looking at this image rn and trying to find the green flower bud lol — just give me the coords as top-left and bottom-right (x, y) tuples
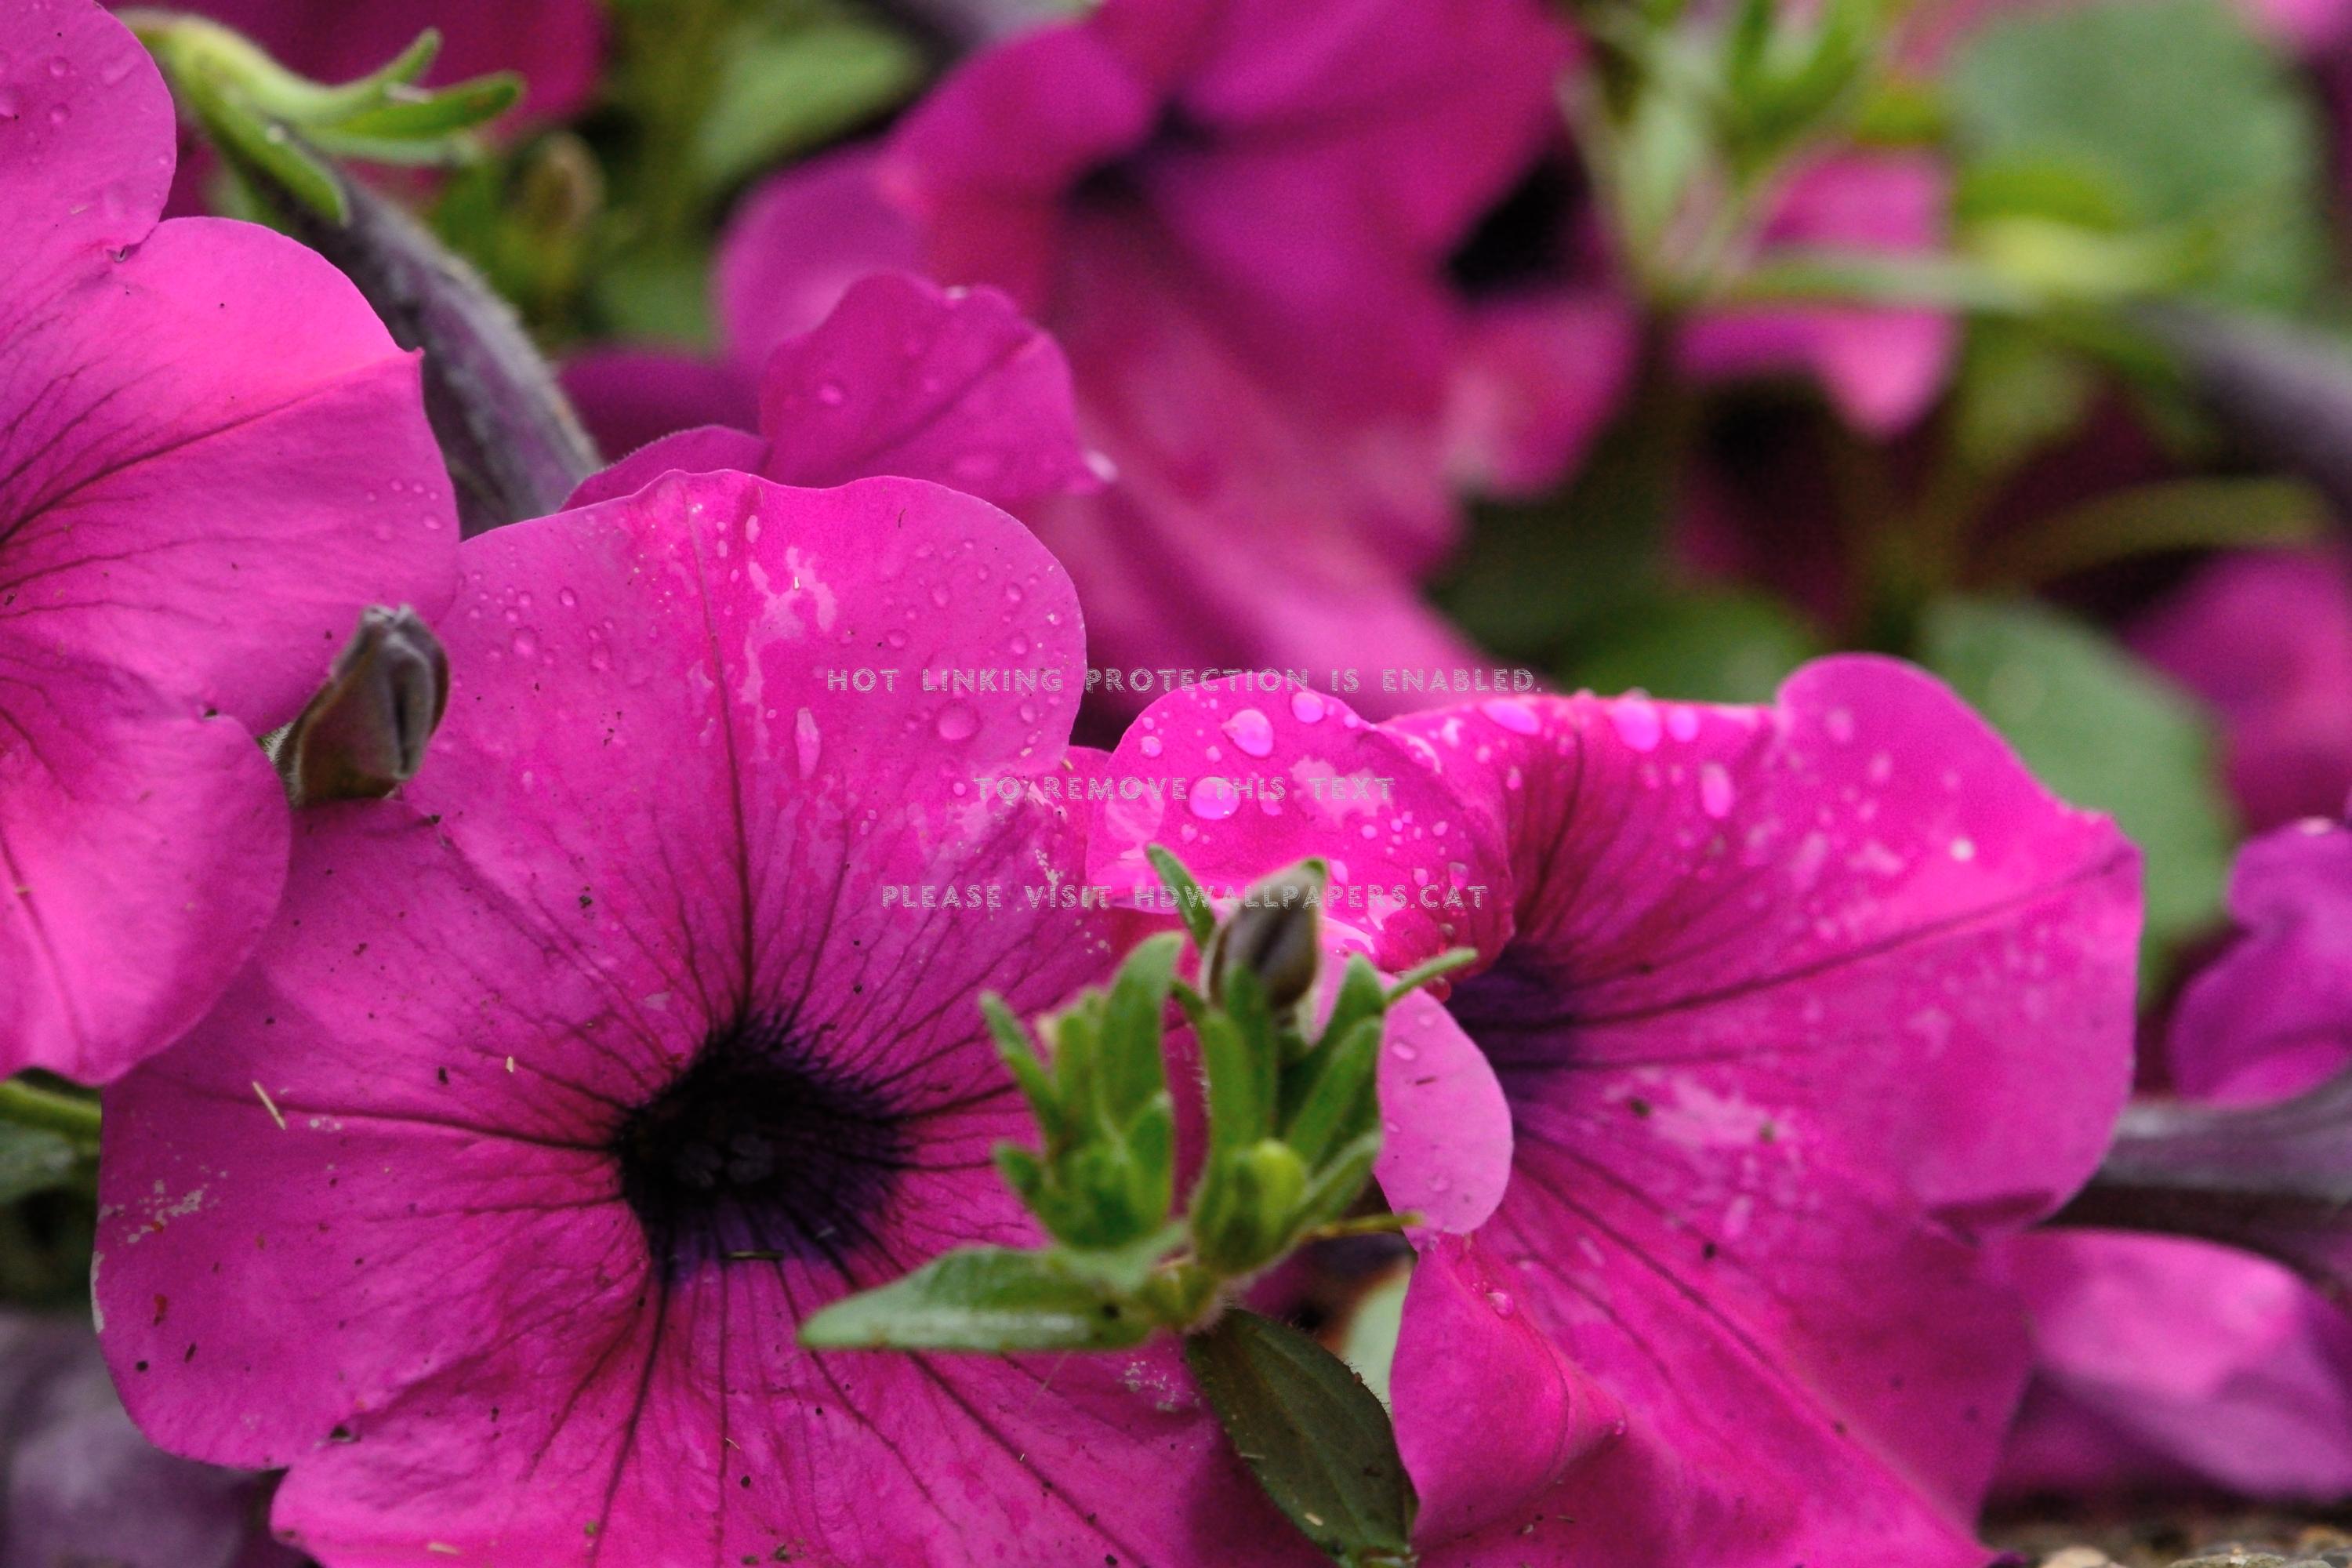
(1205, 859), (1327, 1015)
(277, 605), (449, 806)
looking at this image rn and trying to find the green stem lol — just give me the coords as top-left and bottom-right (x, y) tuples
(0, 1079), (103, 1146)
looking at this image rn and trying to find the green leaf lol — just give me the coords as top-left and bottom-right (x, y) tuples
(321, 74), (524, 143)
(1283, 1018), (1381, 1170)
(982, 993), (1061, 1139)
(1191, 1005), (1269, 1160)
(1563, 587), (1822, 705)
(689, 18), (926, 194)
(1101, 932), (1181, 1123)
(1184, 1310), (1418, 1566)
(182, 74), (348, 223)
(1973, 476), (2325, 586)
(1148, 844), (1219, 947)
(1947, 0), (2326, 310)
(1948, 319), (2099, 476)
(0, 1124), (78, 1205)
(1918, 597), (2234, 976)
(796, 1247), (1151, 1352)
(1318, 956), (1390, 1065)
(1293, 1131), (1384, 1232)
(1056, 1219), (1191, 1296)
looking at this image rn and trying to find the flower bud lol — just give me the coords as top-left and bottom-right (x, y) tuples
(277, 605), (449, 806)
(1205, 859), (1327, 1014)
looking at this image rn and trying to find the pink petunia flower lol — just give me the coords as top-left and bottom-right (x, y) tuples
(1, 0), (457, 1083)
(2129, 548), (2352, 833)
(567, 270), (1099, 513)
(1998, 811), (2352, 1501)
(622, 0), (1573, 713)
(93, 470), (1309, 1566)
(1677, 151), (1960, 437)
(1439, 147), (1642, 497)
(1087, 660), (2141, 1563)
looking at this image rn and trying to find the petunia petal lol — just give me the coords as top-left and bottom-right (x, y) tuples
(563, 425), (770, 510)
(3, 0), (176, 280)
(1395, 657), (2141, 1231)
(0, 652), (287, 1082)
(1374, 991), (1514, 1236)
(1, 215), (457, 731)
(756, 272), (1098, 505)
(1389, 1233), (1621, 1544)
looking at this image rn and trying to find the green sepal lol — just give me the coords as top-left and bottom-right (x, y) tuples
(1284, 1017), (1383, 1171)
(1101, 931), (1181, 1123)
(1294, 1131), (1385, 1233)
(796, 1247), (1152, 1352)
(1148, 844), (1219, 947)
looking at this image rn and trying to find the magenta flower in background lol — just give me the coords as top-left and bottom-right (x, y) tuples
(568, 270), (1099, 512)
(1678, 152), (1960, 436)
(0, 0), (456, 1084)
(1439, 147), (1642, 498)
(1088, 660), (2141, 1563)
(93, 470), (1308, 1566)
(2130, 548), (2352, 832)
(647, 0), (1573, 712)
(0, 1312), (297, 1568)
(1997, 812), (2352, 1501)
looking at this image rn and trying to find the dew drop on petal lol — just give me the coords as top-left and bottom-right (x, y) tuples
(935, 702), (981, 742)
(1138, 734), (1163, 758)
(1480, 698), (1542, 735)
(1223, 708), (1275, 758)
(558, 588), (579, 609)
(1699, 763), (1734, 819)
(1189, 776), (1240, 821)
(815, 380), (847, 407)
(1290, 689), (1327, 724)
(794, 708), (821, 779)
(510, 629), (539, 659)
(1611, 698), (1663, 753)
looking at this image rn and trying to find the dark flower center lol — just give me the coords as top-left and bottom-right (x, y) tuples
(612, 1011), (908, 1283)
(1440, 945), (1571, 1089)
(1072, 107), (1214, 209)
(1448, 156), (1581, 299)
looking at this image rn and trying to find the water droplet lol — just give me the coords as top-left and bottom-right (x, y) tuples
(815, 380), (847, 407)
(1699, 763), (1734, 820)
(558, 588), (579, 608)
(1480, 698), (1541, 736)
(1290, 689), (1327, 724)
(794, 708), (821, 779)
(1223, 708), (1275, 758)
(48, 56), (71, 79)
(45, 102), (68, 126)
(935, 702), (981, 742)
(98, 53), (136, 86)
(1390, 1042), (1418, 1062)
(510, 629), (539, 659)
(1611, 698), (1663, 753)
(1486, 1289), (1515, 1318)
(1189, 777), (1240, 821)
(1138, 735), (1163, 758)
